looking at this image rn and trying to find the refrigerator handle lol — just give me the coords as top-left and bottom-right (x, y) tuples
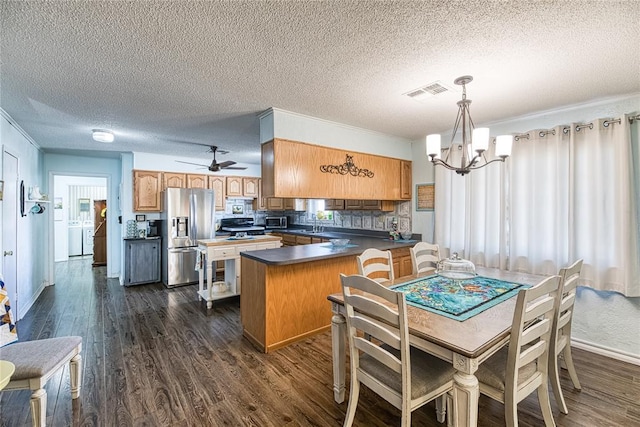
(189, 192), (197, 244)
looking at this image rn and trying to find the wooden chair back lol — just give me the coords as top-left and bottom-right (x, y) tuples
(410, 242), (440, 274)
(356, 248), (394, 283)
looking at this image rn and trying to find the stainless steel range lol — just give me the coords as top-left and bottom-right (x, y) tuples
(220, 217), (265, 235)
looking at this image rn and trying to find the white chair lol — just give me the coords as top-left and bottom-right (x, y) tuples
(0, 336), (83, 427)
(356, 248), (394, 284)
(340, 273), (455, 427)
(549, 259), (583, 414)
(475, 275), (559, 427)
(410, 242), (440, 275)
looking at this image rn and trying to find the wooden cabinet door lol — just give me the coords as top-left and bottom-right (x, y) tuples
(187, 174), (207, 189)
(255, 179), (267, 211)
(163, 172), (186, 190)
(125, 240), (160, 285)
(133, 170), (162, 212)
(226, 176), (243, 197)
(296, 235), (312, 245)
(266, 198), (284, 210)
(243, 178), (259, 198)
(283, 198), (306, 210)
(208, 176), (226, 210)
(400, 160), (412, 200)
(282, 234), (297, 246)
(345, 200), (363, 210)
(325, 199), (345, 210)
(362, 200), (382, 210)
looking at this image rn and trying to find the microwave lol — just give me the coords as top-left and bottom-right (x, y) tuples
(265, 216), (287, 229)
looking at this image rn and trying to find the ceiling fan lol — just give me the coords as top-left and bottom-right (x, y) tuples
(176, 146), (247, 172)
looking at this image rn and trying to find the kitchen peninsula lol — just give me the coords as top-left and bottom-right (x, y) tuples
(239, 232), (418, 352)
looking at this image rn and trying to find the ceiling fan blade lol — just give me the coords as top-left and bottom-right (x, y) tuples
(222, 166), (247, 170)
(217, 160), (237, 168)
(176, 160), (209, 167)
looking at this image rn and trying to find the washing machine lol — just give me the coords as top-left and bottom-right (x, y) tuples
(68, 220), (83, 256)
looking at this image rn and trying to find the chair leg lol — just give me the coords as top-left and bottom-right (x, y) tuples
(343, 380), (360, 427)
(446, 392), (453, 427)
(70, 353), (82, 399)
(504, 397), (518, 427)
(538, 383), (557, 427)
(435, 394), (446, 423)
(549, 353), (568, 414)
(563, 345), (582, 390)
(30, 388), (47, 427)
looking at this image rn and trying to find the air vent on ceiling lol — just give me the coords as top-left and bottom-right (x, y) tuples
(404, 80), (455, 103)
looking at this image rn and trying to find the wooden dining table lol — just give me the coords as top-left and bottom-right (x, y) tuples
(327, 267), (546, 427)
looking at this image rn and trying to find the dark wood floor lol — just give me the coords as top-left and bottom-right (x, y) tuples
(1, 258), (639, 426)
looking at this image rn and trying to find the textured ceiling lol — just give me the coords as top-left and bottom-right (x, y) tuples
(1, 1), (639, 165)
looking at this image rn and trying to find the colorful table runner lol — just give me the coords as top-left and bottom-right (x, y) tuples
(391, 275), (529, 321)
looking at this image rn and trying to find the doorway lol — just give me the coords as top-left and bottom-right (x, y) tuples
(2, 150), (19, 318)
(52, 175), (108, 282)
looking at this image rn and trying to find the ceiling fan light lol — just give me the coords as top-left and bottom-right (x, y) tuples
(92, 129), (114, 143)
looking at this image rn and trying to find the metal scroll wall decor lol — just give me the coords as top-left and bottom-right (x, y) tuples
(319, 154), (374, 178)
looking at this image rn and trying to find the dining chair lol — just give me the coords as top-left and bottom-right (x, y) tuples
(549, 259), (583, 414)
(340, 273), (455, 427)
(410, 242), (440, 275)
(357, 248), (395, 283)
(0, 336), (82, 427)
(475, 275), (560, 427)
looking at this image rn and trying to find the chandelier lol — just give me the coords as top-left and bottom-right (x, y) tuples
(425, 76), (512, 176)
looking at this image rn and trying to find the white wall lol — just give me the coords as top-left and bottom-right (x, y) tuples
(409, 93), (640, 362)
(44, 153), (122, 279)
(260, 108), (413, 160)
(1, 113), (48, 319)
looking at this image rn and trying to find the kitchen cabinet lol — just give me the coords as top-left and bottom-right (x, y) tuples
(295, 235), (312, 245)
(343, 199), (394, 211)
(254, 179), (267, 211)
(187, 174), (208, 189)
(208, 176), (226, 210)
(133, 170), (163, 212)
(400, 160), (412, 200)
(124, 238), (161, 286)
(226, 177), (243, 197)
(345, 199), (363, 210)
(390, 247), (412, 279)
(266, 197), (285, 210)
(163, 172), (186, 189)
(261, 138), (411, 200)
(324, 199), (345, 210)
(283, 198), (307, 211)
(243, 178), (259, 197)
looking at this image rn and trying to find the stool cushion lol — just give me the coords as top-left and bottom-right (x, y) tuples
(0, 336), (82, 380)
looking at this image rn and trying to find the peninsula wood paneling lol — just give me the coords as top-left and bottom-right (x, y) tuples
(261, 138), (410, 200)
(241, 255), (359, 353)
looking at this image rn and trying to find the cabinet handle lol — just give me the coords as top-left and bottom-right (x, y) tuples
(3, 250), (14, 256)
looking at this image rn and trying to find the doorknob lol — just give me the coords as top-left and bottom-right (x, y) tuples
(4, 250), (14, 256)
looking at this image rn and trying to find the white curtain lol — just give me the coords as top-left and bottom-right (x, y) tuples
(435, 141), (506, 268)
(570, 117), (639, 295)
(508, 126), (570, 276)
(434, 114), (640, 296)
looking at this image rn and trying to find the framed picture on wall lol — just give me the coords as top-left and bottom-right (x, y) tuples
(416, 183), (435, 211)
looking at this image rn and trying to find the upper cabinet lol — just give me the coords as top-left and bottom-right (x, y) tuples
(208, 176), (226, 210)
(261, 138), (412, 201)
(163, 172), (186, 190)
(226, 176), (243, 197)
(226, 176), (258, 198)
(186, 174), (208, 189)
(243, 177), (259, 198)
(400, 160), (412, 200)
(133, 170), (163, 212)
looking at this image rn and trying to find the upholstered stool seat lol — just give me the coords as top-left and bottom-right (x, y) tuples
(0, 336), (82, 427)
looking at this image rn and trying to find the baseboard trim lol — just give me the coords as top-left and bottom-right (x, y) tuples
(572, 338), (640, 366)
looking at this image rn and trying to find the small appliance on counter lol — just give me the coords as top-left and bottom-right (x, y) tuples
(220, 217), (265, 236)
(265, 216), (288, 229)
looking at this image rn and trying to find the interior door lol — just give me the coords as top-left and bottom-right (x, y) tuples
(2, 150), (19, 318)
(92, 199), (107, 266)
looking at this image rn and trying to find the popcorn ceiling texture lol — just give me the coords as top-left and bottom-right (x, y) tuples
(1, 1), (638, 161)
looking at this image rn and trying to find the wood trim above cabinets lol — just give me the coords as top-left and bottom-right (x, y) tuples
(261, 138), (411, 201)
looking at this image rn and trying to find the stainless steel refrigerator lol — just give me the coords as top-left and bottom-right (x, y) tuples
(160, 188), (216, 287)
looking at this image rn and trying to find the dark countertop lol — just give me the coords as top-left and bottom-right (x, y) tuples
(241, 230), (418, 266)
(123, 236), (161, 241)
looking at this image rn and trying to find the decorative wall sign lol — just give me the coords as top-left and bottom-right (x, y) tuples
(320, 154), (374, 178)
(416, 183), (435, 211)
